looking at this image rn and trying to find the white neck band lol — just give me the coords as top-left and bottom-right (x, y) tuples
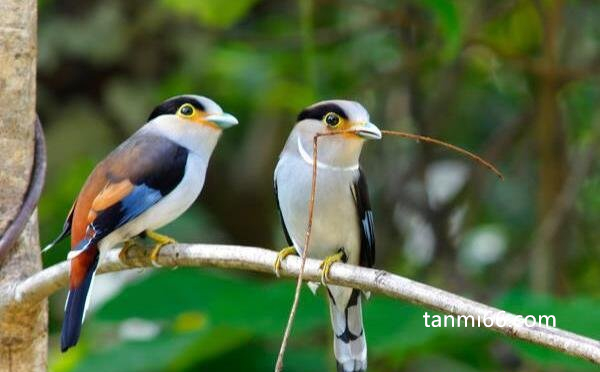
(296, 136), (359, 172)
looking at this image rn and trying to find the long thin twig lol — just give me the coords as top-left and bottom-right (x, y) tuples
(381, 130), (504, 179)
(2, 244), (599, 364)
(275, 132), (331, 371)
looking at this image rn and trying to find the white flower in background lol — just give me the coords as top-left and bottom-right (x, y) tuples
(459, 225), (508, 272)
(395, 206), (435, 266)
(425, 160), (469, 209)
(394, 161), (470, 266)
(118, 318), (161, 341)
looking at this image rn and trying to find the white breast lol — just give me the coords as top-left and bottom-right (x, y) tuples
(275, 154), (361, 265)
(99, 152), (207, 253)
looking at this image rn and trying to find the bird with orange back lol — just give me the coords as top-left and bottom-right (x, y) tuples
(44, 95), (238, 352)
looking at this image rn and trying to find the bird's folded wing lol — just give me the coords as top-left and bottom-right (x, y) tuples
(274, 178), (294, 247)
(69, 134), (189, 256)
(352, 169), (375, 268)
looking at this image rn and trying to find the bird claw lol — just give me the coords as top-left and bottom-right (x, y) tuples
(319, 250), (346, 285)
(146, 230), (177, 268)
(274, 246), (297, 277)
(119, 238), (141, 263)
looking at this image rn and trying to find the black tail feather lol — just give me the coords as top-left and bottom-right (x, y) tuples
(61, 253), (98, 352)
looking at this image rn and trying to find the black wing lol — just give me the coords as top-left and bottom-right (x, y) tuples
(274, 177), (293, 246)
(351, 169), (375, 268)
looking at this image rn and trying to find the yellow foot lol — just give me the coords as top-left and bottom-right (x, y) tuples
(146, 230), (177, 267)
(118, 238), (141, 263)
(319, 249), (346, 285)
(274, 246), (297, 277)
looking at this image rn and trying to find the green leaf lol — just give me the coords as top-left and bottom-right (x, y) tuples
(194, 342), (330, 372)
(496, 289), (600, 371)
(482, 2), (542, 55)
(422, 0), (463, 60)
(159, 0), (260, 28)
(96, 269), (326, 337)
(578, 175), (600, 228)
(366, 296), (446, 359)
(67, 270), (331, 371)
(561, 81), (600, 143)
(405, 354), (481, 372)
(68, 326), (249, 372)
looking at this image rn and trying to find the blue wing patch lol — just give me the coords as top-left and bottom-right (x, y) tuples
(116, 185), (163, 226)
(69, 185), (163, 258)
(92, 184), (162, 239)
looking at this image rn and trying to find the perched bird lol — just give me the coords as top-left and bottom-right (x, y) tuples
(45, 95), (238, 352)
(273, 100), (380, 372)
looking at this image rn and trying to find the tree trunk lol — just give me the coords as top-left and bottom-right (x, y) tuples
(0, 0), (47, 371)
(530, 0), (567, 294)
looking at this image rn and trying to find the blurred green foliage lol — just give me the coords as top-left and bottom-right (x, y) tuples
(38, 0), (599, 371)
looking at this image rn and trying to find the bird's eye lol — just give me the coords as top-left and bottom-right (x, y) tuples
(324, 112), (341, 127)
(178, 104), (195, 117)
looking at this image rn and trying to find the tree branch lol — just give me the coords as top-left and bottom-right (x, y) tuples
(1, 243), (599, 364)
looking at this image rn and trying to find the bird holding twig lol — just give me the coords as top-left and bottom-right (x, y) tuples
(274, 100), (380, 372)
(44, 95), (238, 352)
